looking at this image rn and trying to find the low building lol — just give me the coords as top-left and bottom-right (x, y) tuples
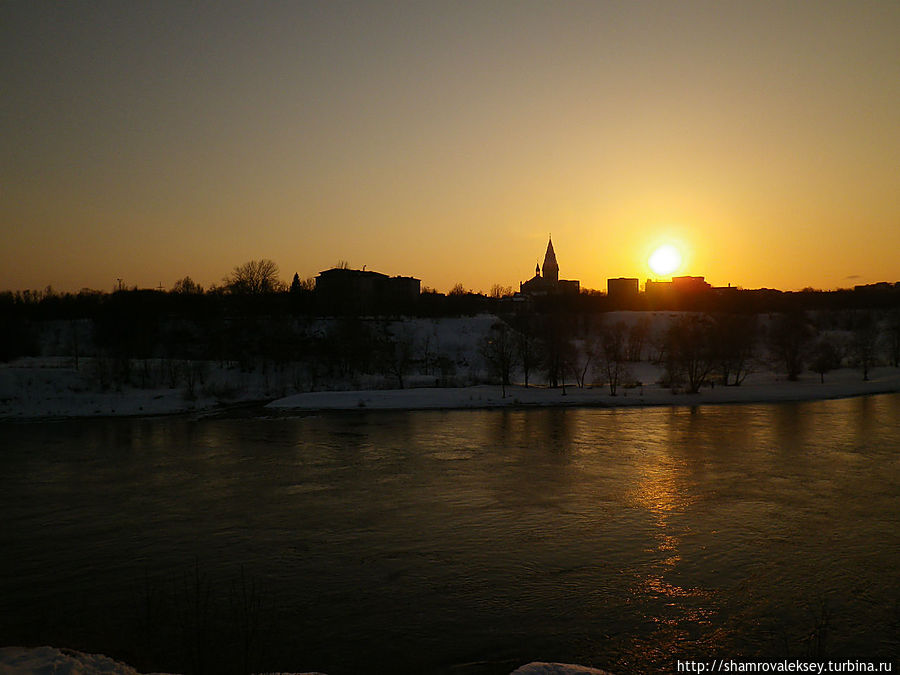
(607, 277), (640, 305)
(672, 276), (711, 293)
(315, 267), (420, 314)
(644, 276), (712, 309)
(644, 278), (674, 301)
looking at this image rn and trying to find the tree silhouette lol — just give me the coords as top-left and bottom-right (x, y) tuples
(665, 314), (716, 393)
(626, 317), (650, 362)
(600, 320), (630, 395)
(481, 321), (516, 397)
(711, 313), (757, 385)
(489, 284), (513, 299)
(884, 310), (900, 368)
(851, 311), (879, 381)
(809, 334), (841, 383)
(378, 323), (416, 389)
(540, 313), (575, 390)
(172, 276), (204, 294)
(767, 311), (813, 381)
(571, 315), (601, 388)
(448, 283), (468, 296)
(225, 260), (285, 294)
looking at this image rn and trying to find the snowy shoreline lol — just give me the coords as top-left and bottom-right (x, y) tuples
(266, 370), (900, 413)
(3, 362), (899, 422)
(5, 312), (900, 421)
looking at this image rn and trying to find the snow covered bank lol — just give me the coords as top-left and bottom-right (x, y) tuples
(4, 360), (899, 422)
(0, 358), (275, 421)
(0, 646), (176, 675)
(5, 308), (900, 420)
(268, 367), (900, 412)
(0, 647), (609, 675)
(0, 315), (497, 421)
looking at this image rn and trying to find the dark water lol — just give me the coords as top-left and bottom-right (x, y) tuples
(1, 396), (898, 674)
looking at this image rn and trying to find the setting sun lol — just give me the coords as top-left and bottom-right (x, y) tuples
(648, 245), (682, 277)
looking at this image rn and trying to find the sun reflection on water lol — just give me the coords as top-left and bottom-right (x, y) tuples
(625, 450), (724, 663)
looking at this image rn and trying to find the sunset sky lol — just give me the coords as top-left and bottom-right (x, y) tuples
(3, 1), (899, 294)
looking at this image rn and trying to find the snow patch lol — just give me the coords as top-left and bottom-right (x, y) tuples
(511, 664), (613, 675)
(0, 646), (172, 675)
(267, 367), (900, 412)
(0, 648), (609, 675)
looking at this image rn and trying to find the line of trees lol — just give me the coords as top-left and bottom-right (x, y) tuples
(3, 301), (899, 402)
(3, 259), (900, 397)
(479, 308), (900, 396)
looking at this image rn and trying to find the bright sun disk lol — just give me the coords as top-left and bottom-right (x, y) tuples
(649, 245), (682, 276)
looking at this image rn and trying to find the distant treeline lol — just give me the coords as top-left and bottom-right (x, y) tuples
(4, 278), (900, 319)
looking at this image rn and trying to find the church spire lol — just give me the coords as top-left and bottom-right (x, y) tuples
(542, 236), (559, 283)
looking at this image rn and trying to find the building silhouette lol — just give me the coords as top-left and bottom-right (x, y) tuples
(315, 267), (420, 314)
(607, 277), (640, 305)
(645, 275), (711, 301)
(519, 237), (580, 296)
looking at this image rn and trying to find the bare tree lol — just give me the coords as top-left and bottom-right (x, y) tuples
(767, 311), (813, 381)
(540, 313), (575, 391)
(851, 311), (880, 381)
(379, 323), (416, 389)
(666, 314), (716, 393)
(711, 313), (757, 385)
(648, 324), (669, 365)
(626, 317), (650, 362)
(809, 334), (842, 383)
(481, 321), (516, 397)
(419, 327), (435, 377)
(883, 310), (900, 368)
(226, 259), (285, 294)
(599, 320), (630, 395)
(508, 315), (540, 388)
(448, 283), (469, 296)
(570, 314), (602, 388)
(68, 320), (81, 370)
(489, 284), (514, 299)
(172, 276), (204, 294)
(323, 317), (375, 380)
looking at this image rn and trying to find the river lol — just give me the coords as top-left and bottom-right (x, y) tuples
(1, 395), (898, 674)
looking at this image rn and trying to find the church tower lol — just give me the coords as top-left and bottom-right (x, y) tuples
(541, 237), (559, 284)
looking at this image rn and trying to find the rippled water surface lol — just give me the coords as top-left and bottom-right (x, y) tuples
(1, 395), (899, 674)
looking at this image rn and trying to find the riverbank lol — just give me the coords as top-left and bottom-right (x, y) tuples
(268, 367), (900, 412)
(0, 357), (273, 421)
(3, 358), (900, 421)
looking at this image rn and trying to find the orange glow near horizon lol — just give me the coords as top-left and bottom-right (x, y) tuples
(2, 3), (899, 294)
